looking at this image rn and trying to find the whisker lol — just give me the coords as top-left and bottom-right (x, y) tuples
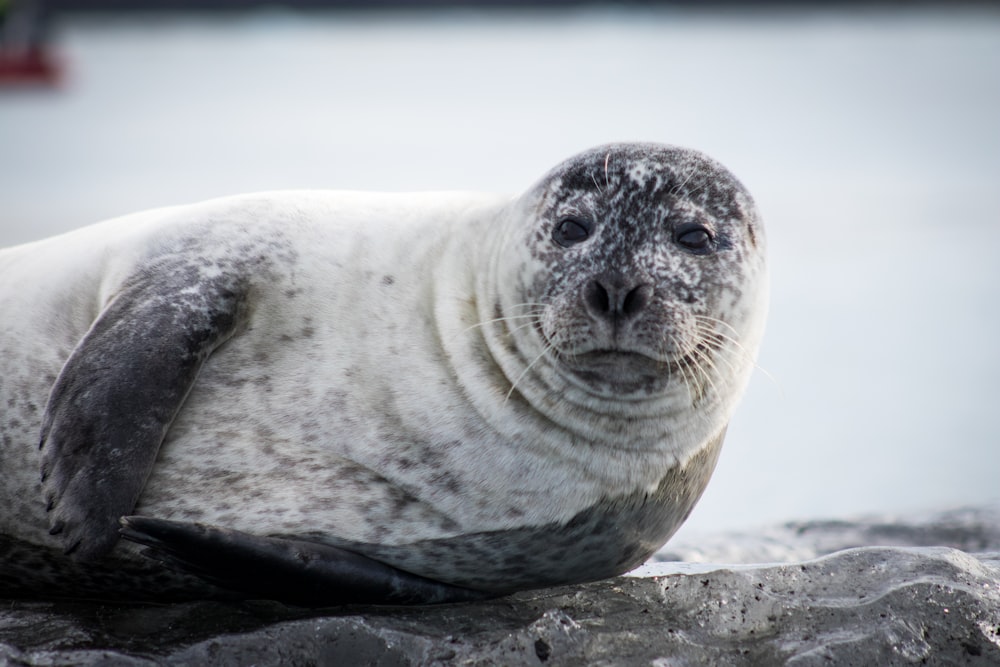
(461, 313), (543, 335)
(660, 331), (702, 405)
(687, 344), (722, 405)
(507, 302), (549, 309)
(692, 314), (741, 340)
(696, 335), (741, 378)
(503, 343), (555, 406)
(668, 167), (697, 197)
(692, 316), (779, 390)
(507, 319), (542, 337)
(591, 171), (604, 194)
(691, 323), (745, 366)
(463, 301), (546, 333)
(676, 353), (703, 405)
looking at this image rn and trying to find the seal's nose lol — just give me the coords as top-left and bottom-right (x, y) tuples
(584, 273), (653, 322)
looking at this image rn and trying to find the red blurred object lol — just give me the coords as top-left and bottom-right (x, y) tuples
(0, 45), (61, 85)
(1, 0), (61, 87)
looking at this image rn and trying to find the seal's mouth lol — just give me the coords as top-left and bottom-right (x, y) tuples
(537, 319), (710, 391)
(566, 346), (673, 365)
(562, 344), (706, 382)
(570, 349), (656, 363)
(556, 349), (674, 393)
(565, 348), (667, 376)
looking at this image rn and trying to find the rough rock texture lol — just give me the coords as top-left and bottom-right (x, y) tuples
(657, 506), (1000, 565)
(2, 509), (1000, 666)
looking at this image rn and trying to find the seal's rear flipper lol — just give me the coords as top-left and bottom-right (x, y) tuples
(119, 516), (493, 606)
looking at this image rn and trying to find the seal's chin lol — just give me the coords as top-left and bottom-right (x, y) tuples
(562, 349), (674, 394)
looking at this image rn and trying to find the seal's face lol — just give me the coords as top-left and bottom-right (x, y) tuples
(502, 144), (767, 402)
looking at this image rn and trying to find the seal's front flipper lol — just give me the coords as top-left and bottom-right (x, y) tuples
(40, 273), (247, 562)
(119, 516), (492, 606)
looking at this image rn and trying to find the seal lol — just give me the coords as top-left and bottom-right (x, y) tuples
(0, 143), (767, 605)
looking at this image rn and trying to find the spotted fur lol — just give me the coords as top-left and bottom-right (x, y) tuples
(0, 144), (767, 603)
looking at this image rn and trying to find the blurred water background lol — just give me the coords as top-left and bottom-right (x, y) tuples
(1, 2), (998, 542)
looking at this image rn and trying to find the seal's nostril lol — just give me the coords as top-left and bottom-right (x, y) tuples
(586, 281), (610, 314)
(622, 284), (649, 316)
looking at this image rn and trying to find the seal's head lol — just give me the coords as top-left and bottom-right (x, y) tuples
(485, 143), (767, 430)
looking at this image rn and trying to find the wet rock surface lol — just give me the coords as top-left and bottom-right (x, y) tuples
(3, 509), (1000, 666)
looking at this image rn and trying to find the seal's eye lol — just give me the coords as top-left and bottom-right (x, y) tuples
(675, 224), (715, 254)
(553, 218), (590, 247)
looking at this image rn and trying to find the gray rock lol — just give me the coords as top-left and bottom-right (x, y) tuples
(3, 511), (1000, 665)
(657, 506), (1000, 565)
